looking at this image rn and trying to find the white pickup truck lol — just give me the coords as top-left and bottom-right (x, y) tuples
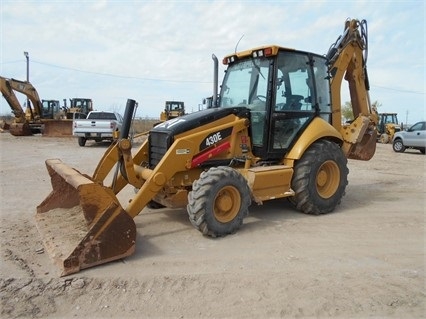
(73, 111), (123, 146)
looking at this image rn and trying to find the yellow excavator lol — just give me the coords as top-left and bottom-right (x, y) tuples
(36, 18), (378, 276)
(0, 77), (84, 136)
(1, 76), (44, 135)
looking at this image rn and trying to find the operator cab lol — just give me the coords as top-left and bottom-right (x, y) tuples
(42, 100), (61, 119)
(219, 46), (331, 160)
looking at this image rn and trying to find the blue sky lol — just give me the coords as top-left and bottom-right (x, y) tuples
(1, 0), (424, 124)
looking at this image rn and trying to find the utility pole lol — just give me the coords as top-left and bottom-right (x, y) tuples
(405, 110), (409, 128)
(24, 51), (29, 109)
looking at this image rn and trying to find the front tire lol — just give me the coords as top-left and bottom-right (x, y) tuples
(187, 166), (251, 237)
(392, 139), (405, 153)
(379, 133), (389, 144)
(290, 140), (348, 215)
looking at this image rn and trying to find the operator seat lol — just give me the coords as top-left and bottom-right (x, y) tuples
(284, 95), (304, 110)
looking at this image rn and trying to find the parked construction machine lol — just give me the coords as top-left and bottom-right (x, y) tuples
(377, 112), (401, 143)
(64, 98), (93, 119)
(160, 100), (186, 121)
(36, 18), (378, 276)
(1, 76), (45, 135)
(40, 99), (62, 119)
(0, 76), (76, 136)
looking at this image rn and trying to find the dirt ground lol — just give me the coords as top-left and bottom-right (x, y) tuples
(0, 132), (424, 319)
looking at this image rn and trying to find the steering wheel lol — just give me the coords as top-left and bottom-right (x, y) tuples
(255, 95), (267, 102)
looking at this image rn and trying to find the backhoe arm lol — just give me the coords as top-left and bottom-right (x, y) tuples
(3, 77), (43, 120)
(326, 19), (378, 160)
(0, 76), (26, 122)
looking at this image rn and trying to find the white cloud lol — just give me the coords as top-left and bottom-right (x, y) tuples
(1, 0), (424, 123)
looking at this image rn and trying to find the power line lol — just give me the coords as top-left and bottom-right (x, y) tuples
(2, 59), (425, 94)
(31, 60), (212, 84)
(370, 84), (424, 95)
(0, 60), (22, 65)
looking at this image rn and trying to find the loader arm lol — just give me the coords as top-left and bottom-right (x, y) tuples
(326, 19), (378, 160)
(93, 113), (250, 218)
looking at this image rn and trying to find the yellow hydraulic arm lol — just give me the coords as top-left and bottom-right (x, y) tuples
(326, 19), (378, 160)
(5, 77), (43, 120)
(0, 76), (28, 123)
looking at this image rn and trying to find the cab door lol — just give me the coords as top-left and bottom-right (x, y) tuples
(405, 122), (426, 147)
(267, 51), (331, 159)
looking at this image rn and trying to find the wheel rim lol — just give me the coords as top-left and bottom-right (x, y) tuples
(316, 160), (340, 199)
(394, 141), (403, 151)
(213, 186), (241, 223)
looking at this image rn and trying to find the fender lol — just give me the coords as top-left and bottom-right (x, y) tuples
(286, 117), (343, 160)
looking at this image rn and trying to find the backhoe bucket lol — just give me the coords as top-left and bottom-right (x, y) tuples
(35, 159), (136, 276)
(347, 129), (377, 161)
(9, 122), (32, 136)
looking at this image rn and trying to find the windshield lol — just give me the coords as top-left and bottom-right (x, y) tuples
(219, 58), (270, 108)
(42, 100), (60, 116)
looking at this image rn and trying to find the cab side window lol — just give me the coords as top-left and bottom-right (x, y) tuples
(275, 53), (313, 112)
(314, 61), (331, 121)
(270, 53), (315, 152)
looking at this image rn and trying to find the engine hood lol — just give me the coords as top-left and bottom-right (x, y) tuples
(151, 107), (249, 136)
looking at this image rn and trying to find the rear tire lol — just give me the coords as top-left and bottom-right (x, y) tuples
(290, 140), (348, 215)
(78, 137), (86, 147)
(187, 166), (251, 237)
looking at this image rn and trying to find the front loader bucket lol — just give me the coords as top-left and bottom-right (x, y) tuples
(36, 159), (136, 276)
(43, 120), (73, 137)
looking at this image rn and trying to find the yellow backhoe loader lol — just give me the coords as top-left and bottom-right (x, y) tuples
(36, 18), (378, 276)
(0, 77), (79, 136)
(160, 100), (186, 121)
(377, 112), (401, 143)
(154, 100), (186, 126)
(64, 98), (93, 119)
